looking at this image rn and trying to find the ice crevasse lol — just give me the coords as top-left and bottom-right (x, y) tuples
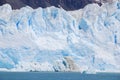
(0, 0), (120, 72)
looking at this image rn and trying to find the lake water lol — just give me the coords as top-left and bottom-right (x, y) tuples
(0, 72), (120, 80)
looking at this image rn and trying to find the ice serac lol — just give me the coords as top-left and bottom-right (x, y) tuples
(0, 0), (120, 73)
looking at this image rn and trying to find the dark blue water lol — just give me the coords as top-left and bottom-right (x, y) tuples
(0, 72), (120, 80)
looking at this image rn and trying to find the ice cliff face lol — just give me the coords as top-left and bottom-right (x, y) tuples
(0, 0), (120, 72)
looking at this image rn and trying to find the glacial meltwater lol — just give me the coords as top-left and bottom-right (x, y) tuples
(0, 72), (120, 80)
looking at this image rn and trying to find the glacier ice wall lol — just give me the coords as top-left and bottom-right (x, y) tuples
(0, 1), (120, 72)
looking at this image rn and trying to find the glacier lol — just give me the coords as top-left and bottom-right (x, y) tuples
(0, 0), (120, 73)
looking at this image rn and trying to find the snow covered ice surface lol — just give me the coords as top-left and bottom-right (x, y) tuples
(0, 0), (120, 73)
